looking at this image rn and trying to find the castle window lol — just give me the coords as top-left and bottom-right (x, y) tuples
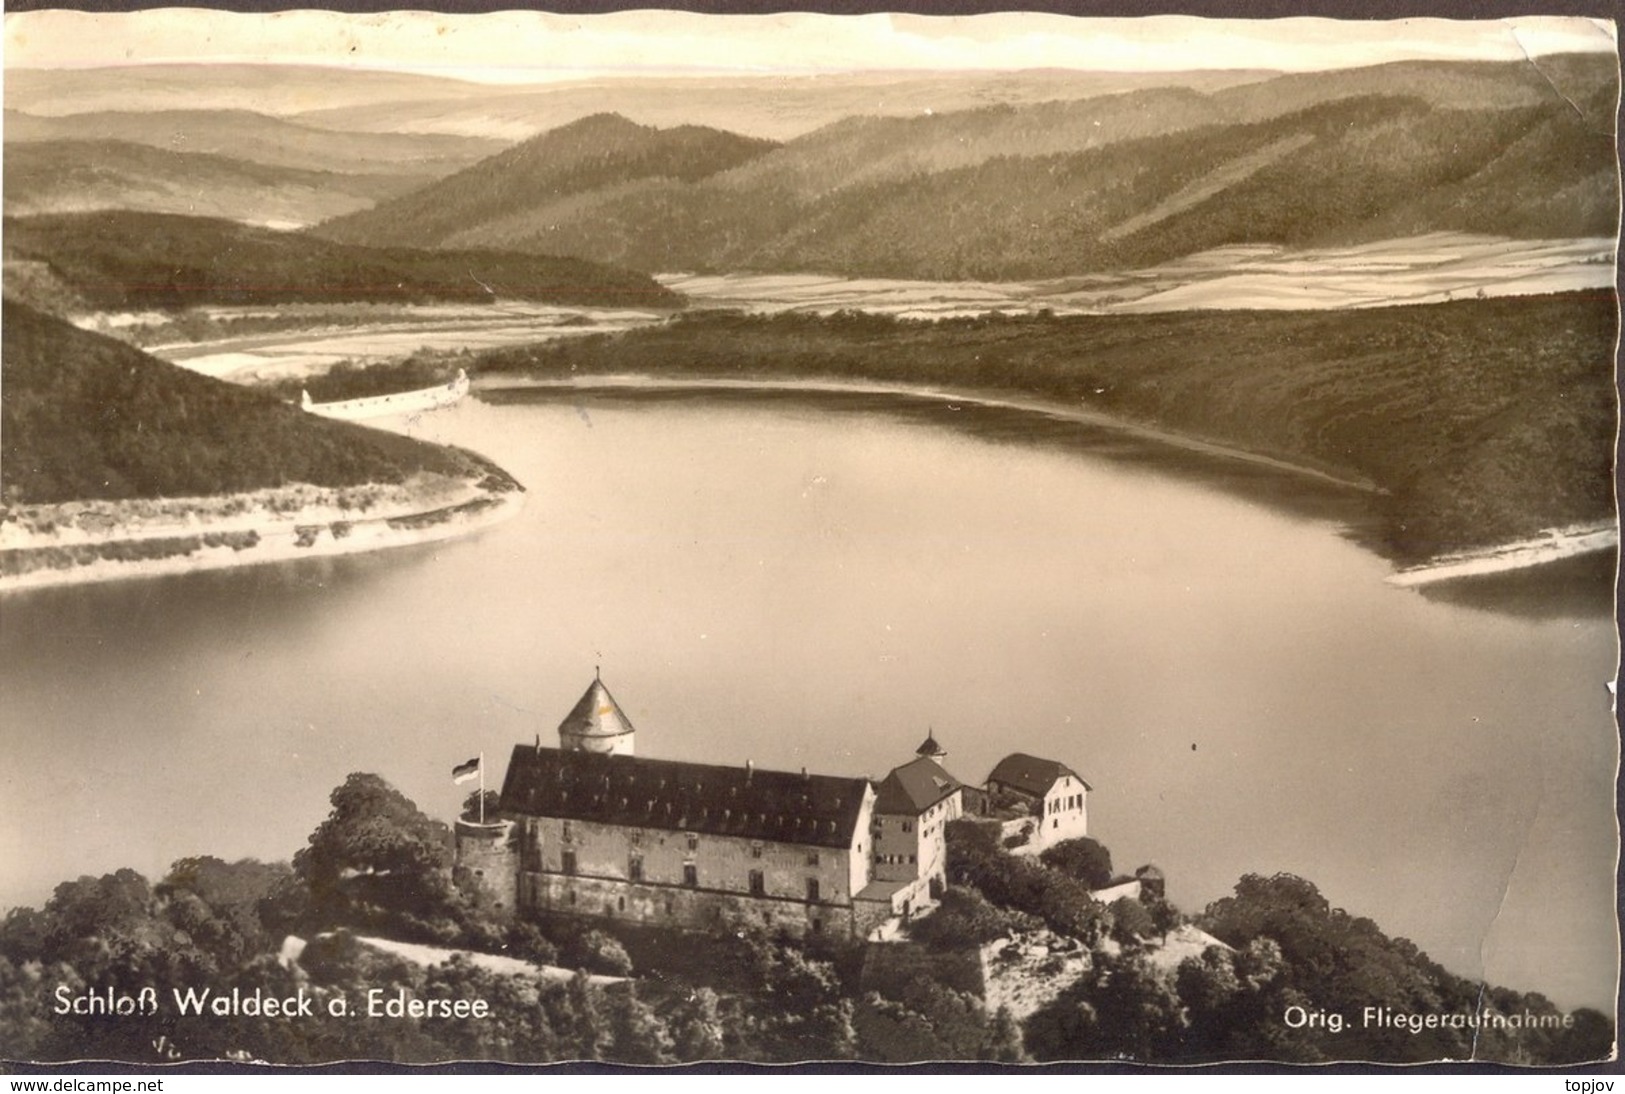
(683, 863), (698, 888)
(562, 820), (573, 843)
(749, 870), (765, 896)
(902, 821), (912, 834)
(811, 920), (823, 934)
(806, 878), (820, 903)
(567, 890), (577, 906)
(687, 834), (699, 852)
(562, 849), (577, 876)
(806, 851), (820, 867)
(618, 896), (626, 912)
(629, 854), (644, 882)
(750, 842), (763, 859)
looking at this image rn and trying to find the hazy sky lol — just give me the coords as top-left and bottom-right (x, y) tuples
(4, 10), (1616, 82)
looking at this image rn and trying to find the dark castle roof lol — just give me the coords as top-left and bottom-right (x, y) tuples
(986, 752), (1092, 797)
(914, 730), (946, 758)
(873, 756), (964, 814)
(499, 745), (871, 849)
(558, 677), (635, 742)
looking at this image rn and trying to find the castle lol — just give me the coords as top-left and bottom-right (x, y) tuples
(455, 674), (1089, 940)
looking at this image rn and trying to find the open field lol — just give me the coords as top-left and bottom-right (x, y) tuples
(662, 234), (1616, 317)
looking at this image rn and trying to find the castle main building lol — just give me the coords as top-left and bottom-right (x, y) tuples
(457, 674), (967, 939)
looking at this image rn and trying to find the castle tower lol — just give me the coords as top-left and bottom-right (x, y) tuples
(915, 729), (947, 761)
(558, 670), (636, 755)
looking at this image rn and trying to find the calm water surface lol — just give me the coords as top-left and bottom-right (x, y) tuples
(1, 390), (1616, 1011)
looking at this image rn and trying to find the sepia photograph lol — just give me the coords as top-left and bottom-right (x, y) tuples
(0, 6), (1619, 1070)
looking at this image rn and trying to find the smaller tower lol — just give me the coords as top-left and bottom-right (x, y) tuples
(558, 669), (636, 756)
(915, 729), (947, 761)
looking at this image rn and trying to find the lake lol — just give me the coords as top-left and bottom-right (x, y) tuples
(0, 386), (1616, 1012)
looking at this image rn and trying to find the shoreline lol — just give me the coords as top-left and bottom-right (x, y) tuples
(0, 474), (525, 594)
(479, 373), (1618, 581)
(477, 373), (1385, 496)
(1387, 521), (1619, 587)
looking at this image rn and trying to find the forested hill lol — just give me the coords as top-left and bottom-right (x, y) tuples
(1, 301), (491, 504)
(2, 211), (682, 312)
(316, 112), (780, 250)
(310, 53), (1618, 280)
(2, 140), (423, 227)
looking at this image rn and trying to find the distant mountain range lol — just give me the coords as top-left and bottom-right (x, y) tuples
(315, 53), (1619, 280)
(4, 109), (505, 177)
(5, 53), (1617, 281)
(5, 63), (1277, 141)
(5, 64), (491, 119)
(3, 109), (506, 227)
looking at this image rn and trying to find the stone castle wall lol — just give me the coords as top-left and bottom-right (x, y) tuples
(453, 819), (518, 917)
(502, 806), (879, 939)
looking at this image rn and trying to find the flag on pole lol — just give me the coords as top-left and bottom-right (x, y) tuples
(452, 757), (481, 784)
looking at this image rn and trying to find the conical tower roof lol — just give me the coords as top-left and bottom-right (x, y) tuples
(915, 729), (946, 759)
(558, 673), (636, 744)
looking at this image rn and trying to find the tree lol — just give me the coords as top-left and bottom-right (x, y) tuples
(460, 789), (503, 824)
(157, 856), (292, 966)
(605, 983), (677, 1064)
(1087, 954), (1184, 1061)
(981, 1005), (1030, 1063)
(946, 819), (1110, 945)
(854, 976), (992, 1062)
(565, 969), (611, 1061)
(571, 929), (634, 977)
(1109, 896), (1155, 947)
(1039, 837), (1115, 890)
(1143, 892), (1183, 943)
(292, 773), (457, 927)
(669, 987), (727, 1061)
(505, 920), (560, 966)
(904, 885), (1034, 950)
(733, 931), (858, 1061)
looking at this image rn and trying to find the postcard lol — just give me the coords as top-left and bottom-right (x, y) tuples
(0, 8), (1618, 1070)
